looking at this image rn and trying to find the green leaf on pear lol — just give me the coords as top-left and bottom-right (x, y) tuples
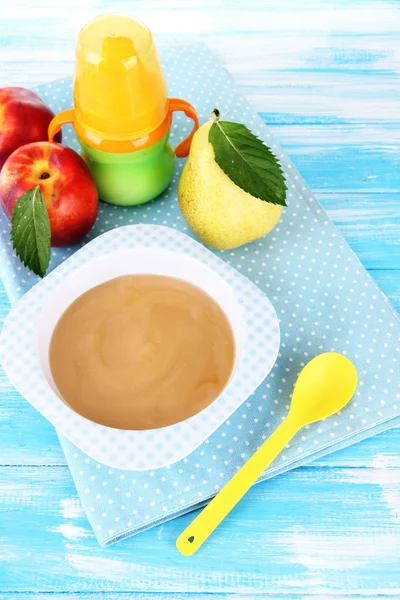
(208, 110), (287, 207)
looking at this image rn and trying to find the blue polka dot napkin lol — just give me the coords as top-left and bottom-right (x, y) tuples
(1, 43), (399, 546)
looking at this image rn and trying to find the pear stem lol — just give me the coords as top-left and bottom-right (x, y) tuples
(211, 108), (220, 122)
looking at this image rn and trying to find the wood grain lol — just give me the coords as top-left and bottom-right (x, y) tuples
(0, 0), (399, 596)
(1, 0), (400, 125)
(4, 596), (400, 600)
(0, 466), (399, 593)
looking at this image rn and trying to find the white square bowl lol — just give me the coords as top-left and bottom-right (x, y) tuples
(0, 225), (280, 470)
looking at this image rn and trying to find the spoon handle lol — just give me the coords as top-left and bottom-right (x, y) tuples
(176, 416), (298, 556)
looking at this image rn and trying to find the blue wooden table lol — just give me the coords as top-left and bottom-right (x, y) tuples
(0, 0), (399, 596)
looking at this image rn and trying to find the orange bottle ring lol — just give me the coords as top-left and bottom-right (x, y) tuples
(48, 98), (199, 156)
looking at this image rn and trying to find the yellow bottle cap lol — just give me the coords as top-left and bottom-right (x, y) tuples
(74, 14), (169, 141)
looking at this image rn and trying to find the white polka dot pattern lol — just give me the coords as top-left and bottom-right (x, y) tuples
(0, 44), (399, 547)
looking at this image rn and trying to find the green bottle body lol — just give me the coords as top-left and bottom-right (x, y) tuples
(79, 133), (175, 206)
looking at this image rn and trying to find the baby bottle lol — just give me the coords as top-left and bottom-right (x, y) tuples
(48, 14), (199, 206)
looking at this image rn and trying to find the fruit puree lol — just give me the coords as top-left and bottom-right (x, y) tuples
(49, 274), (235, 430)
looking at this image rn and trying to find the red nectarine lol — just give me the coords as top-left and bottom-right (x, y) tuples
(0, 141), (98, 246)
(0, 87), (61, 171)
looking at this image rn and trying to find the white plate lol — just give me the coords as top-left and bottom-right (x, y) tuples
(0, 225), (280, 470)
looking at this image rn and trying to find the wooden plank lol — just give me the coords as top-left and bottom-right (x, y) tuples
(2, 596), (400, 600)
(369, 269), (400, 307)
(0, 1), (399, 124)
(5, 596), (400, 600)
(268, 124), (400, 194)
(317, 194), (400, 269)
(0, 466), (399, 594)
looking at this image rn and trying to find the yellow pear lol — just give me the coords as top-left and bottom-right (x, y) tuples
(178, 121), (283, 250)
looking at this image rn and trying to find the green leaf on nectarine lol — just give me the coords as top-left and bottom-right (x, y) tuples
(11, 186), (51, 278)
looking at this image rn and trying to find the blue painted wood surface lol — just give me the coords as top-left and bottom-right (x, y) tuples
(0, 0), (399, 596)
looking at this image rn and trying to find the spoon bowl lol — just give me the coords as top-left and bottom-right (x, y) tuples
(289, 352), (358, 427)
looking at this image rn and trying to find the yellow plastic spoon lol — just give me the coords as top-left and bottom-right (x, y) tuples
(176, 352), (357, 556)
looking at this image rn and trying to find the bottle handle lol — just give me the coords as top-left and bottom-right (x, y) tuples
(48, 109), (75, 142)
(168, 98), (199, 158)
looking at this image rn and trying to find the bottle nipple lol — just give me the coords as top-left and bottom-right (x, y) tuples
(100, 35), (137, 71)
